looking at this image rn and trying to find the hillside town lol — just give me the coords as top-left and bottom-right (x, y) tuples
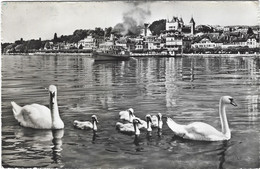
(2, 16), (260, 55)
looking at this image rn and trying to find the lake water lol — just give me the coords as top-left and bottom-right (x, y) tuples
(1, 54), (259, 168)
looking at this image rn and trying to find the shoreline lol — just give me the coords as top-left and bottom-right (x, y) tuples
(2, 52), (259, 58)
(34, 52), (92, 57)
(3, 52), (93, 57)
(182, 53), (260, 57)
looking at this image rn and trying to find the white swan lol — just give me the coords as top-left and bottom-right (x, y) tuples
(116, 115), (152, 136)
(118, 108), (147, 129)
(119, 108), (135, 122)
(145, 114), (153, 136)
(73, 115), (98, 131)
(166, 96), (237, 141)
(11, 85), (64, 129)
(151, 113), (163, 136)
(151, 113), (163, 129)
(116, 118), (143, 136)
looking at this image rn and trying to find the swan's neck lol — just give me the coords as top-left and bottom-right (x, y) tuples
(129, 114), (134, 122)
(134, 123), (140, 136)
(92, 121), (97, 131)
(219, 100), (230, 138)
(158, 119), (163, 129)
(50, 95), (60, 123)
(147, 121), (152, 132)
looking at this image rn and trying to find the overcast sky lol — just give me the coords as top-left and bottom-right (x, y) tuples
(1, 1), (259, 43)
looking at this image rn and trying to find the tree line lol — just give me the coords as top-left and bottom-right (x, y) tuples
(1, 27), (113, 53)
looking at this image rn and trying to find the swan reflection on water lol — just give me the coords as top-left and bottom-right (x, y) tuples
(13, 128), (64, 166)
(51, 129), (64, 164)
(218, 141), (229, 169)
(169, 135), (233, 169)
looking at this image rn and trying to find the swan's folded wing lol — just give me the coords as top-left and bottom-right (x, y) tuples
(119, 110), (127, 117)
(116, 122), (135, 134)
(119, 111), (129, 120)
(20, 104), (52, 129)
(185, 122), (225, 141)
(74, 120), (93, 130)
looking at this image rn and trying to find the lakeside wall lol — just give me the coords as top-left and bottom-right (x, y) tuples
(182, 53), (260, 57)
(3, 52), (259, 58)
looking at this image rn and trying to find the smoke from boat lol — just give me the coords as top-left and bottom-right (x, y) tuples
(113, 4), (151, 36)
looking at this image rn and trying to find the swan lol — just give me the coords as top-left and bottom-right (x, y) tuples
(151, 113), (163, 136)
(166, 96), (237, 141)
(116, 115), (152, 136)
(146, 114), (153, 136)
(151, 113), (163, 128)
(116, 118), (142, 136)
(11, 85), (64, 129)
(118, 108), (147, 128)
(73, 115), (98, 132)
(119, 108), (135, 122)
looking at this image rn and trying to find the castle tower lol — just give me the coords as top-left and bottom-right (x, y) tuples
(189, 16), (195, 35)
(144, 23), (149, 36)
(179, 17), (184, 29)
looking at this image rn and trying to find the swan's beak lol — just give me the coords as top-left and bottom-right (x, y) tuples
(230, 100), (237, 107)
(95, 119), (99, 123)
(92, 117), (99, 123)
(133, 119), (142, 125)
(50, 91), (55, 104)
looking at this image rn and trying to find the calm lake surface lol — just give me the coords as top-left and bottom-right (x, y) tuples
(2, 54), (259, 168)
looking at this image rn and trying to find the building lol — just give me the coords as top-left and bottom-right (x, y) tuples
(77, 35), (96, 50)
(191, 38), (219, 48)
(166, 17), (184, 31)
(140, 23), (152, 37)
(64, 42), (78, 49)
(222, 37), (259, 49)
(189, 17), (195, 35)
(166, 16), (196, 35)
(115, 37), (127, 49)
(145, 36), (164, 51)
(165, 31), (184, 54)
(246, 38), (259, 48)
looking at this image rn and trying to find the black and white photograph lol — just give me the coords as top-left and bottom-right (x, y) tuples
(1, 1), (259, 168)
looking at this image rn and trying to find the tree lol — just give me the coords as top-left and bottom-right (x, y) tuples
(15, 38), (24, 45)
(15, 44), (26, 53)
(149, 19), (166, 35)
(1, 43), (12, 53)
(105, 27), (112, 37)
(196, 25), (213, 33)
(27, 39), (42, 50)
(94, 27), (105, 37)
(69, 35), (81, 43)
(73, 29), (88, 40)
(247, 27), (254, 35)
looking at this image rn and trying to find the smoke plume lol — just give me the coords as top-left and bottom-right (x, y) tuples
(113, 5), (151, 36)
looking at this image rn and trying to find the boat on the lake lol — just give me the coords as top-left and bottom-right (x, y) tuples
(92, 42), (131, 61)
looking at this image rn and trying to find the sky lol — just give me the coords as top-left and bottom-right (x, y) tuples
(1, 1), (259, 43)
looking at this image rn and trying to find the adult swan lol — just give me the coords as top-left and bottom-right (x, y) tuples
(166, 96), (237, 141)
(11, 85), (64, 129)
